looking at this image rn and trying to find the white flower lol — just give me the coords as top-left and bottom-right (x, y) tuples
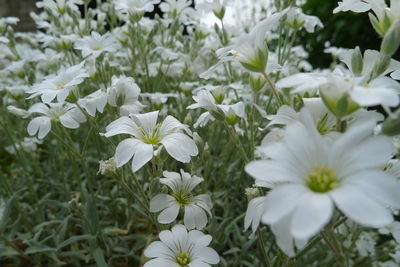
(36, 0), (83, 14)
(78, 89), (108, 117)
(27, 62), (89, 103)
(379, 221), (400, 243)
(27, 103), (86, 139)
(267, 98), (383, 140)
(103, 111), (198, 172)
(144, 224), (220, 267)
(160, 0), (193, 18)
(200, 11), (284, 78)
(150, 170), (212, 230)
(244, 196), (266, 236)
(245, 110), (400, 256)
(355, 232), (376, 257)
(74, 32), (119, 59)
(97, 157), (117, 176)
(286, 7), (323, 33)
(187, 89), (245, 127)
(114, 0), (161, 14)
(333, 0), (371, 14)
(107, 75), (144, 115)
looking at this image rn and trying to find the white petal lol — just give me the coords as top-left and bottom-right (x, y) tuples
(161, 133), (198, 163)
(150, 194), (175, 212)
(38, 117), (51, 139)
(131, 142), (153, 172)
(349, 170), (400, 209)
(184, 205), (196, 229)
(244, 196), (266, 232)
(195, 247), (220, 264)
(245, 160), (297, 187)
(271, 214), (295, 258)
(262, 184), (308, 225)
(160, 115), (183, 134)
(144, 258), (177, 267)
(131, 111), (159, 133)
(192, 205), (208, 230)
(188, 260), (209, 267)
(290, 192), (333, 241)
(144, 241), (173, 258)
(114, 138), (140, 167)
(104, 116), (140, 137)
(28, 116), (46, 136)
(59, 114), (79, 129)
(158, 204), (180, 224)
(331, 185), (393, 228)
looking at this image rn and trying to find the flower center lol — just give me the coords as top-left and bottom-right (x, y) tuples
(56, 81), (68, 89)
(176, 251), (191, 267)
(141, 123), (162, 145)
(92, 45), (102, 51)
(173, 190), (192, 206)
(306, 166), (339, 193)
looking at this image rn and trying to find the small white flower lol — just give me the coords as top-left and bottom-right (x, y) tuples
(97, 157), (117, 176)
(333, 0), (371, 14)
(244, 196), (266, 236)
(356, 232), (376, 257)
(27, 62), (89, 103)
(74, 31), (120, 59)
(245, 110), (400, 256)
(114, 0), (161, 14)
(78, 89), (108, 117)
(103, 111), (198, 172)
(379, 221), (400, 243)
(107, 75), (144, 115)
(286, 7), (323, 33)
(27, 102), (86, 139)
(144, 224), (220, 267)
(188, 89), (245, 127)
(150, 170), (212, 230)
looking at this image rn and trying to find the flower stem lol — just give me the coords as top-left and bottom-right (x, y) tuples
(262, 71), (283, 106)
(257, 229), (271, 267)
(321, 224), (348, 267)
(223, 120), (249, 163)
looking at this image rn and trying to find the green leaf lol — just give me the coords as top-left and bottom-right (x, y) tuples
(57, 234), (95, 250)
(92, 248), (108, 267)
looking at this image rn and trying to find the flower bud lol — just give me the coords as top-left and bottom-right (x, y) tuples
(382, 108), (400, 136)
(351, 46), (363, 76)
(381, 21), (400, 57)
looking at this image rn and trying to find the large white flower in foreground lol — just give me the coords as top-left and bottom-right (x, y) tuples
(27, 102), (86, 139)
(27, 62), (89, 103)
(103, 111), (198, 172)
(74, 31), (119, 59)
(245, 110), (400, 256)
(144, 224), (220, 267)
(150, 170), (212, 230)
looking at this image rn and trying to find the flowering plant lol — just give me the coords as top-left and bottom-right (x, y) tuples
(1, 0), (400, 266)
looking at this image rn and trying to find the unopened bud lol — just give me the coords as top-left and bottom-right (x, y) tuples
(351, 46), (363, 76)
(381, 21), (400, 57)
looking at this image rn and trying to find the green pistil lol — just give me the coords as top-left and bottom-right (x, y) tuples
(306, 166), (339, 193)
(173, 190), (192, 206)
(176, 251), (191, 267)
(140, 123), (162, 145)
(56, 82), (68, 89)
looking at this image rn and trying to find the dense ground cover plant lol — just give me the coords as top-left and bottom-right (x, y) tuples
(1, 0), (400, 266)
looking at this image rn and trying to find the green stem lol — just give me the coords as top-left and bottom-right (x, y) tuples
(223, 120), (249, 163)
(262, 71), (282, 106)
(257, 229), (271, 267)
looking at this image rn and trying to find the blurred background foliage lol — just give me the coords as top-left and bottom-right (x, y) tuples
(301, 0), (400, 68)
